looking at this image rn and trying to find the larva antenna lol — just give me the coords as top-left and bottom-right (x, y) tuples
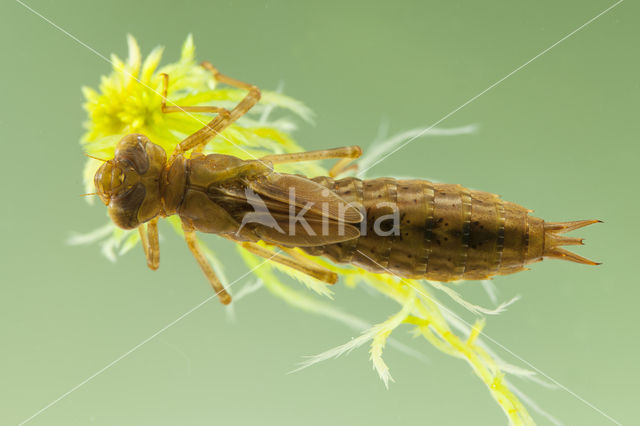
(85, 153), (109, 162)
(543, 220), (602, 265)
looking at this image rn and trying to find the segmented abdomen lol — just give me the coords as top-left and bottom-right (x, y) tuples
(303, 177), (545, 281)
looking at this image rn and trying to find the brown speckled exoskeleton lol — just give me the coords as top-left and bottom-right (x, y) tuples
(93, 62), (600, 305)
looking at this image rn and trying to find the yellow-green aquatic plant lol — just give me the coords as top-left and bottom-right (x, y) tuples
(74, 35), (557, 426)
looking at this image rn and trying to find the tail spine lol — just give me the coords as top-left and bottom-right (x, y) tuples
(543, 220), (601, 265)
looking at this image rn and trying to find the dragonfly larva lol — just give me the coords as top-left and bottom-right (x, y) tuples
(93, 61), (600, 304)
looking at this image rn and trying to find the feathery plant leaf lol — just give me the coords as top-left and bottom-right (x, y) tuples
(291, 291), (415, 380)
(428, 281), (520, 316)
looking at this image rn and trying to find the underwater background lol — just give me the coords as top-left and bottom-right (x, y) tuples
(1, 1), (637, 425)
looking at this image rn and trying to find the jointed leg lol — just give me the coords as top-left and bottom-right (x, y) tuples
(329, 157), (359, 177)
(183, 224), (232, 305)
(201, 61), (261, 123)
(260, 146), (362, 177)
(168, 62), (262, 159)
(160, 73), (231, 155)
(241, 242), (337, 284)
(278, 246), (339, 277)
(138, 218), (159, 270)
(160, 73), (230, 115)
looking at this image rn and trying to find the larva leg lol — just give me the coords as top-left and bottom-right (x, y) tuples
(201, 60), (262, 122)
(138, 218), (160, 270)
(183, 224), (231, 305)
(328, 157), (359, 177)
(160, 73), (231, 115)
(160, 73), (231, 154)
(260, 146), (362, 177)
(241, 242), (338, 284)
(170, 62), (261, 159)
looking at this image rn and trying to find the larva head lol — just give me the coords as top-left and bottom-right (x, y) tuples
(94, 134), (167, 229)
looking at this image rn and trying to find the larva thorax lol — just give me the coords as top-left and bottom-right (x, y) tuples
(304, 176), (598, 282)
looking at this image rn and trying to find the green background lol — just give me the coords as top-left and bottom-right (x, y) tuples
(1, 0), (637, 424)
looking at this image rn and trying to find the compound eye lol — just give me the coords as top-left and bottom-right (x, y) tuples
(115, 134), (150, 174)
(109, 182), (146, 229)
